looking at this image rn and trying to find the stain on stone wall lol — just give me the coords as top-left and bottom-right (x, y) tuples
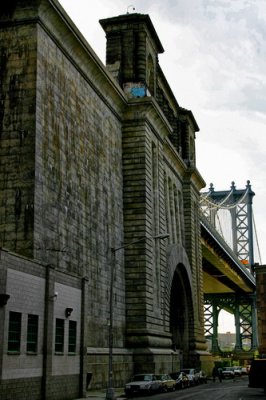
(34, 28), (123, 285)
(0, 26), (36, 256)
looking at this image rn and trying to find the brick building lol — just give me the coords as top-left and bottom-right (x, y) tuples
(0, 1), (209, 399)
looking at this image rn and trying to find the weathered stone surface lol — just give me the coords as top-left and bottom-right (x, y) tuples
(0, 1), (208, 398)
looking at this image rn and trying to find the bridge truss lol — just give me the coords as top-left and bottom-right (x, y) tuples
(204, 294), (257, 354)
(200, 181), (258, 357)
(200, 180), (258, 271)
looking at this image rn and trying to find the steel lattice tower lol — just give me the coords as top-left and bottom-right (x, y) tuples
(201, 181), (255, 272)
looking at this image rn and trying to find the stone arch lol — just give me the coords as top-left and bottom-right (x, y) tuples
(166, 244), (194, 366)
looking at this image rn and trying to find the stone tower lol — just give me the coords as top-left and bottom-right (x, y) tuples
(100, 13), (163, 94)
(100, 13), (207, 369)
(100, 13), (198, 169)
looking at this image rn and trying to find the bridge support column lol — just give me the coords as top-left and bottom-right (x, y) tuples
(251, 295), (258, 351)
(212, 303), (220, 354)
(234, 304), (242, 352)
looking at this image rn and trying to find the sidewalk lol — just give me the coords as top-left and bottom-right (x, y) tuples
(74, 388), (126, 400)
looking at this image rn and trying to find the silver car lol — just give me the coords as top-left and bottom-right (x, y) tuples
(180, 368), (200, 385)
(125, 374), (160, 396)
(222, 367), (235, 379)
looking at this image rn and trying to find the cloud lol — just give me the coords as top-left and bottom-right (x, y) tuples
(58, 0), (266, 263)
(142, 0), (266, 114)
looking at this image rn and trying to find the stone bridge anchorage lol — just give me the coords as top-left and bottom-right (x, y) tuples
(0, 1), (258, 400)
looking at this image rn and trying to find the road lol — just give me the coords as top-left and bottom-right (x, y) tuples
(128, 376), (265, 400)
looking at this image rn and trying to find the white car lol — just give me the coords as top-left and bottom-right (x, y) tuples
(222, 367), (235, 379)
(241, 366), (249, 375)
(180, 368), (200, 385)
(125, 374), (161, 396)
(233, 366), (242, 376)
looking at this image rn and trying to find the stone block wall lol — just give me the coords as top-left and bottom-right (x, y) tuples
(33, 5), (128, 358)
(0, 0), (127, 352)
(0, 377), (42, 400)
(0, 1), (209, 396)
(87, 349), (133, 389)
(122, 100), (173, 350)
(34, 24), (124, 276)
(0, 21), (37, 257)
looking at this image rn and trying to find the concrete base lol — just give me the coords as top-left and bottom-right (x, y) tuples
(105, 387), (116, 400)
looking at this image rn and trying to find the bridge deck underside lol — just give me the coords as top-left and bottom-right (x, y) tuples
(201, 224), (255, 295)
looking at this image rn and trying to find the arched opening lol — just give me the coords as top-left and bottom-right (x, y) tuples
(218, 309), (235, 352)
(170, 264), (193, 366)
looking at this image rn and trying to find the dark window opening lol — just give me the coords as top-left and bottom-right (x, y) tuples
(8, 311), (21, 353)
(55, 318), (64, 353)
(27, 314), (38, 353)
(68, 320), (77, 353)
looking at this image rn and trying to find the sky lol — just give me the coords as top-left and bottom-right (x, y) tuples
(57, 0), (266, 331)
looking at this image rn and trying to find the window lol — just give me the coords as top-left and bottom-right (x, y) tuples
(8, 311), (21, 353)
(55, 318), (64, 353)
(68, 320), (77, 353)
(27, 314), (38, 353)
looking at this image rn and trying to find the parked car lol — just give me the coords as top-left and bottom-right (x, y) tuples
(241, 366), (250, 375)
(180, 368), (200, 385)
(233, 366), (242, 376)
(124, 374), (161, 396)
(156, 374), (176, 392)
(198, 370), (208, 383)
(169, 371), (190, 389)
(222, 367), (235, 379)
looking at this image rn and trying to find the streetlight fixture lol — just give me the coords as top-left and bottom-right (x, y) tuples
(106, 233), (169, 400)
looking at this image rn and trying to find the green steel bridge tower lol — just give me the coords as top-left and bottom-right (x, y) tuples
(200, 181), (258, 358)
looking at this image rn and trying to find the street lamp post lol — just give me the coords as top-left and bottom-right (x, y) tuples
(106, 233), (169, 400)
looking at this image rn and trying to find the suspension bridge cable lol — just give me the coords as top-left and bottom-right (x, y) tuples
(252, 211), (262, 264)
(215, 212), (225, 240)
(200, 186), (249, 211)
(199, 189), (212, 202)
(200, 187), (234, 206)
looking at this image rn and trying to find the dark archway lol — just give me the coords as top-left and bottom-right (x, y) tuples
(170, 263), (194, 367)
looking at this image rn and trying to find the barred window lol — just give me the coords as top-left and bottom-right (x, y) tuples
(27, 314), (38, 353)
(8, 311), (21, 353)
(55, 318), (64, 353)
(68, 320), (77, 353)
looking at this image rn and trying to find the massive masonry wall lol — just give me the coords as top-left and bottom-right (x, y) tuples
(34, 22), (124, 276)
(0, 1), (209, 397)
(0, 0), (129, 393)
(122, 104), (171, 347)
(34, 21), (126, 350)
(0, 0), (127, 351)
(0, 19), (37, 257)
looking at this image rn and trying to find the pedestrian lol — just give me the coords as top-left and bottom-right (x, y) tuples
(212, 366), (217, 382)
(217, 367), (223, 382)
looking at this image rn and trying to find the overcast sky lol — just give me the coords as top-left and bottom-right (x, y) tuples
(57, 0), (266, 334)
(58, 0), (266, 268)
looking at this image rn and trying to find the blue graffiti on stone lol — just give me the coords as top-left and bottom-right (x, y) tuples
(130, 87), (146, 97)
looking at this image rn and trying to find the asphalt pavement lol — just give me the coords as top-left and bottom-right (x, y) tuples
(73, 376), (265, 400)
